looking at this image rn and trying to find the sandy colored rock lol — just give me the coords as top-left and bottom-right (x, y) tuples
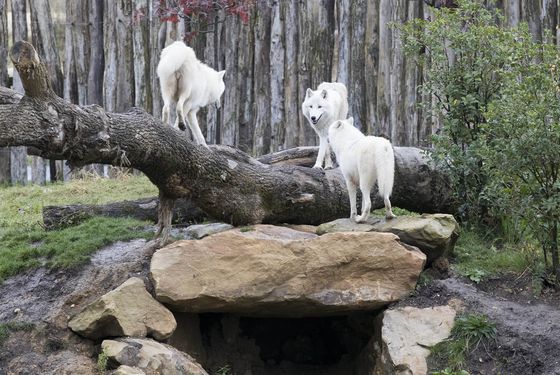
(150, 229), (425, 316)
(316, 214), (459, 263)
(102, 338), (208, 375)
(113, 365), (146, 375)
(68, 277), (176, 340)
(380, 306), (456, 374)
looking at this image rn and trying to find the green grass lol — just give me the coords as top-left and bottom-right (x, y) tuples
(0, 175), (157, 283)
(372, 207), (420, 217)
(429, 313), (496, 372)
(0, 322), (35, 346)
(0, 174), (157, 231)
(97, 349), (109, 373)
(452, 229), (536, 282)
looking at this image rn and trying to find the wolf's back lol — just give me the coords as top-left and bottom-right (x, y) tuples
(157, 41), (198, 79)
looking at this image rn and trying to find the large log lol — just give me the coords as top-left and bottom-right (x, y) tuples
(1, 42), (454, 241)
(42, 197), (203, 230)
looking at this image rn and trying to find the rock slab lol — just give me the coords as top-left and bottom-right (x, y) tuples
(150, 226), (426, 316)
(102, 338), (208, 375)
(68, 277), (176, 340)
(379, 306), (456, 374)
(316, 214), (459, 264)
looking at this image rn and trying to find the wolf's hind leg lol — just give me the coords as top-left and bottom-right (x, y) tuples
(176, 94), (189, 131)
(356, 180), (372, 223)
(384, 196), (396, 220)
(345, 178), (358, 219)
(324, 142), (334, 169)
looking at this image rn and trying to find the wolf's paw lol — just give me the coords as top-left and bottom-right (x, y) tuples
(178, 122), (186, 131)
(355, 215), (368, 223)
(312, 164), (324, 170)
(385, 212), (396, 220)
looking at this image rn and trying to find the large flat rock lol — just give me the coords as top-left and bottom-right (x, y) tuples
(150, 226), (425, 317)
(316, 214), (459, 264)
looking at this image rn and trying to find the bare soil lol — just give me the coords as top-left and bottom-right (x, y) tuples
(401, 273), (560, 375)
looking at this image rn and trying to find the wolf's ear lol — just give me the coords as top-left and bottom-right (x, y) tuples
(321, 89), (328, 99)
(306, 88), (313, 98)
(348, 117), (354, 125)
(218, 70), (226, 79)
(336, 120), (343, 128)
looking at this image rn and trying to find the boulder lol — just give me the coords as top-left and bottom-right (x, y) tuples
(68, 277), (176, 340)
(377, 306), (456, 374)
(184, 223), (234, 239)
(316, 214), (459, 264)
(102, 338), (208, 375)
(150, 226), (425, 316)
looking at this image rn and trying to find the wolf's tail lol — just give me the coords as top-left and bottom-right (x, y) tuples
(375, 139), (395, 200)
(156, 41), (198, 79)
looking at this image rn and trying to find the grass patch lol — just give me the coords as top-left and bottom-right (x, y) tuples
(97, 349), (109, 373)
(0, 216), (152, 283)
(0, 175), (157, 283)
(452, 229), (536, 282)
(0, 174), (157, 232)
(0, 321), (35, 346)
(429, 313), (496, 372)
(371, 206), (420, 217)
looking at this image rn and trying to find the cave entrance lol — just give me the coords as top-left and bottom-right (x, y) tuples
(185, 312), (378, 375)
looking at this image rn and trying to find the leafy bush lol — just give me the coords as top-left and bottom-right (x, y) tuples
(400, 0), (518, 224)
(481, 34), (560, 282)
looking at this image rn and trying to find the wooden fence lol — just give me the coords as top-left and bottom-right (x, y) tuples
(0, 0), (557, 184)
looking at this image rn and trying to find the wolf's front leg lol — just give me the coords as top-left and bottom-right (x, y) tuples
(314, 137), (328, 169)
(186, 110), (209, 147)
(324, 142), (334, 169)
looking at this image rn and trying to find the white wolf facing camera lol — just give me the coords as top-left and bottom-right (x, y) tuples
(328, 118), (396, 222)
(157, 41), (226, 147)
(302, 82), (349, 169)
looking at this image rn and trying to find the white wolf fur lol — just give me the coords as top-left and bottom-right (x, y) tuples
(302, 82), (349, 169)
(328, 117), (396, 222)
(157, 41), (226, 146)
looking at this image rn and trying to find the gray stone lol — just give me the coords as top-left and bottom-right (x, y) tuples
(184, 222), (234, 239)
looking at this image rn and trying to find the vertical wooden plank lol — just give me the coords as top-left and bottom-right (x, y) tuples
(115, 0), (134, 113)
(389, 0), (407, 145)
(377, 0), (392, 139)
(297, 0), (311, 146)
(522, 0), (542, 41)
(222, 16), (240, 146)
(133, 0), (150, 111)
(350, 0), (366, 130)
(0, 0), (9, 184)
(504, 0), (521, 26)
(270, 0), (284, 150)
(403, 0), (421, 146)
(336, 1), (350, 86)
(252, 0), (271, 155)
(364, 0), (379, 135)
(68, 0), (90, 105)
(10, 0), (28, 185)
(282, 0), (299, 150)
(149, 0), (165, 118)
(205, 13), (222, 144)
(103, 0), (118, 112)
(237, 13), (254, 152)
(88, 0), (104, 106)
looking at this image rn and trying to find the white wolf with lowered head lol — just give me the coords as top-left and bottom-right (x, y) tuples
(302, 82), (348, 169)
(157, 41), (226, 146)
(328, 117), (396, 222)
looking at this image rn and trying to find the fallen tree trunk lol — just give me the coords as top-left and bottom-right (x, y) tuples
(1, 42), (454, 240)
(42, 197), (204, 230)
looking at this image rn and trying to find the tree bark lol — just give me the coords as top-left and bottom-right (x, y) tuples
(1, 42), (454, 241)
(10, 0), (28, 185)
(43, 197), (204, 230)
(0, 0), (9, 184)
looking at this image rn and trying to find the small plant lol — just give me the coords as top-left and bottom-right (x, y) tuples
(215, 364), (232, 375)
(97, 349), (109, 373)
(463, 268), (486, 283)
(429, 313), (496, 371)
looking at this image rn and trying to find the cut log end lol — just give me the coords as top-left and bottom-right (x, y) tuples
(9, 41), (51, 98)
